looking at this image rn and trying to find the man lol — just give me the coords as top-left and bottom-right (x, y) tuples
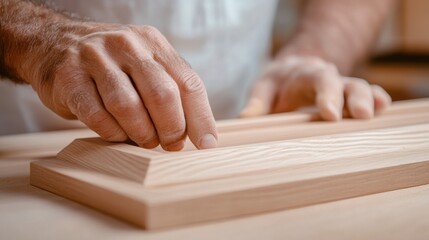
(0, 0), (394, 151)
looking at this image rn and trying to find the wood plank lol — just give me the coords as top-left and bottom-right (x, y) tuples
(31, 137), (429, 229)
(214, 111), (429, 149)
(57, 114), (429, 186)
(145, 124), (429, 187)
(216, 98), (429, 133)
(0, 128), (96, 159)
(31, 123), (429, 229)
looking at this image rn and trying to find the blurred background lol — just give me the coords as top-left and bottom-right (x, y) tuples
(273, 0), (429, 101)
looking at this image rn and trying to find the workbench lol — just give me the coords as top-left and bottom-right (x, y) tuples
(1, 104), (429, 239)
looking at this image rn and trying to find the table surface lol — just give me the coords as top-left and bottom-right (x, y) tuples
(1, 129), (429, 240)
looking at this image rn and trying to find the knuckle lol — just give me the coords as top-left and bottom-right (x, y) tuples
(132, 131), (158, 146)
(100, 68), (119, 82)
(68, 91), (89, 111)
(139, 25), (162, 38)
(104, 30), (135, 50)
(137, 59), (158, 74)
(84, 107), (110, 127)
(138, 25), (170, 50)
(67, 91), (105, 124)
(107, 96), (141, 115)
(86, 109), (109, 126)
(78, 41), (104, 62)
(349, 78), (369, 88)
(180, 71), (204, 95)
(79, 41), (99, 56)
(148, 82), (178, 105)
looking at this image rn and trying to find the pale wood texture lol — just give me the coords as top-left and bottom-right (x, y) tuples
(0, 128), (96, 159)
(30, 124), (429, 229)
(29, 99), (429, 229)
(55, 99), (429, 187)
(1, 109), (429, 238)
(3, 160), (429, 239)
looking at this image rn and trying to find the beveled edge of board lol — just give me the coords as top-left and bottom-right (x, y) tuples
(30, 143), (429, 229)
(57, 121), (429, 187)
(57, 138), (160, 183)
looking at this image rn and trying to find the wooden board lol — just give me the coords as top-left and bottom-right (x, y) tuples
(30, 99), (429, 229)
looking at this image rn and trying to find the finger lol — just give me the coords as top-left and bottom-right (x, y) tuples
(239, 78), (277, 118)
(149, 39), (217, 149)
(66, 78), (127, 142)
(371, 84), (392, 113)
(103, 30), (187, 151)
(87, 57), (159, 149)
(132, 60), (187, 151)
(313, 66), (344, 121)
(344, 78), (374, 119)
(170, 62), (217, 150)
(272, 64), (313, 113)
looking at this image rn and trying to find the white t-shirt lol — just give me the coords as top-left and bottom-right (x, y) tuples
(0, 0), (278, 135)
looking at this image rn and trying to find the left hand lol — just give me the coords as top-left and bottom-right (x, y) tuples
(240, 55), (391, 120)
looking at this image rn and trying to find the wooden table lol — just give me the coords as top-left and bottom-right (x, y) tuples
(1, 128), (429, 240)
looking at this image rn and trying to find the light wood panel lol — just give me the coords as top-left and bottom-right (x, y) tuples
(55, 98), (429, 186)
(29, 99), (429, 229)
(3, 160), (429, 239)
(31, 133), (429, 229)
(60, 123), (429, 187)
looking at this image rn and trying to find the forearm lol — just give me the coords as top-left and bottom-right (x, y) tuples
(0, 0), (90, 85)
(277, 0), (396, 74)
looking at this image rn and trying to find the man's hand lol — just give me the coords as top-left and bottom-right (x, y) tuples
(0, 0), (217, 151)
(240, 56), (391, 120)
(42, 24), (218, 151)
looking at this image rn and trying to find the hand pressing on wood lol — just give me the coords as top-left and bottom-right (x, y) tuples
(240, 55), (391, 120)
(0, 1), (217, 151)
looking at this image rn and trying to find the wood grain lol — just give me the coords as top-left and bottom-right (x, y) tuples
(30, 137), (429, 229)
(57, 138), (160, 183)
(29, 98), (429, 229)
(215, 98), (429, 133)
(0, 128), (96, 159)
(57, 114), (429, 186)
(145, 124), (429, 187)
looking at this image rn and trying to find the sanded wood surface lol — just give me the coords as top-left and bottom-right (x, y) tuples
(31, 122), (429, 228)
(3, 162), (429, 239)
(215, 98), (429, 132)
(26, 99), (429, 229)
(60, 123), (429, 187)
(197, 98), (429, 149)
(55, 99), (429, 187)
(2, 99), (429, 238)
(0, 128), (96, 159)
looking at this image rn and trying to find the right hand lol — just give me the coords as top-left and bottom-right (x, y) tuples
(30, 24), (218, 151)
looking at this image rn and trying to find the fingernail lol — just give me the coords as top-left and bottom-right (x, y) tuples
(199, 134), (217, 149)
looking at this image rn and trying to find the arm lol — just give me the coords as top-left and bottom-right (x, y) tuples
(279, 0), (396, 75)
(241, 0), (396, 120)
(0, 0), (217, 150)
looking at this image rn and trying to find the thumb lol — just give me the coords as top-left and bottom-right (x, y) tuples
(239, 79), (276, 118)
